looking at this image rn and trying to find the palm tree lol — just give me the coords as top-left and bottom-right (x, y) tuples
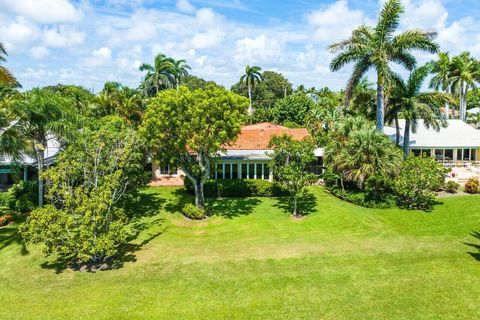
(171, 59), (191, 88)
(325, 117), (402, 190)
(139, 54), (175, 97)
(389, 65), (451, 157)
(329, 0), (439, 132)
(429, 52), (455, 118)
(450, 52), (480, 122)
(11, 88), (79, 206)
(240, 65), (263, 115)
(0, 42), (18, 86)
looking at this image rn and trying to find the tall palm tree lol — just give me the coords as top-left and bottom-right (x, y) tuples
(389, 65), (451, 157)
(11, 88), (79, 206)
(240, 65), (263, 115)
(429, 52), (455, 118)
(450, 52), (480, 122)
(139, 54), (175, 97)
(329, 0), (439, 132)
(0, 42), (18, 86)
(171, 59), (191, 88)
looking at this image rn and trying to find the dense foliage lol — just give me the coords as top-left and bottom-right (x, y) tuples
(394, 156), (445, 210)
(20, 117), (146, 264)
(141, 85), (249, 209)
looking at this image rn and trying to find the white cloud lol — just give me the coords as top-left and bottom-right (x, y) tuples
(93, 47), (112, 59)
(0, 0), (83, 24)
(82, 47), (113, 68)
(307, 0), (365, 43)
(42, 26), (85, 48)
(0, 17), (37, 47)
(177, 0), (195, 13)
(234, 34), (281, 63)
(30, 46), (49, 59)
(190, 30), (225, 49)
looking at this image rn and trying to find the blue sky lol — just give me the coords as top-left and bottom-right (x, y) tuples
(1, 0), (480, 92)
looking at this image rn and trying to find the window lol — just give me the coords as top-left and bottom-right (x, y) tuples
(444, 149), (453, 161)
(159, 163), (177, 175)
(472, 149), (477, 161)
(256, 163), (263, 179)
(412, 149), (422, 156)
(224, 163), (231, 179)
(457, 149), (462, 161)
(216, 163), (223, 179)
(463, 148), (471, 160)
(232, 163), (239, 179)
(263, 165), (270, 180)
(434, 149), (444, 161)
(422, 149), (431, 157)
(241, 163), (248, 179)
(248, 163), (255, 179)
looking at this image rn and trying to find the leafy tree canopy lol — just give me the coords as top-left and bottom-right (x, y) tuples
(140, 85), (249, 209)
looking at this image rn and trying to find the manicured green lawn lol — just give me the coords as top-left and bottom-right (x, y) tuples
(1, 187), (480, 319)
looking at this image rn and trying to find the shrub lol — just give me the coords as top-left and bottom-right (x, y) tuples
(185, 179), (288, 198)
(6, 181), (38, 213)
(0, 214), (13, 227)
(364, 175), (395, 204)
(329, 186), (393, 209)
(444, 181), (460, 193)
(182, 203), (206, 220)
(394, 156), (445, 210)
(464, 177), (480, 194)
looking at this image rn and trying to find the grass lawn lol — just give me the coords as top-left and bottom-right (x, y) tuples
(1, 186), (480, 319)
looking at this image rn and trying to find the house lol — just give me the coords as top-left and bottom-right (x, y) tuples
(385, 119), (480, 163)
(0, 139), (60, 190)
(150, 122), (323, 186)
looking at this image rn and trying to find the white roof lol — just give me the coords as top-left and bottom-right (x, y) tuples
(468, 107), (480, 115)
(385, 119), (480, 148)
(0, 137), (61, 165)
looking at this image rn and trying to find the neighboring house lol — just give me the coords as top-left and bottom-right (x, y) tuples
(0, 139), (60, 190)
(150, 122), (324, 186)
(385, 119), (480, 164)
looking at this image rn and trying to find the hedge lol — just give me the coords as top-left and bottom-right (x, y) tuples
(184, 179), (289, 198)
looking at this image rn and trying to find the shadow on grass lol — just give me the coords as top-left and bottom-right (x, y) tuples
(274, 190), (317, 217)
(208, 197), (261, 219)
(164, 188), (195, 214)
(0, 215), (29, 255)
(41, 190), (169, 273)
(465, 231), (480, 262)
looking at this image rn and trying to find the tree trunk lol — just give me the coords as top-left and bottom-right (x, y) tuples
(293, 194), (298, 217)
(376, 79), (385, 132)
(193, 179), (205, 210)
(36, 150), (45, 207)
(247, 84), (253, 116)
(460, 82), (468, 122)
(403, 119), (411, 159)
(444, 86), (450, 119)
(394, 113), (400, 146)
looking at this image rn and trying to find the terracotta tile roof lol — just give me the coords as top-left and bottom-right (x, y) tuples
(225, 122), (310, 150)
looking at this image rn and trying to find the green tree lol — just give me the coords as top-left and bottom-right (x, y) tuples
(0, 42), (18, 86)
(11, 88), (79, 206)
(232, 70), (292, 113)
(269, 134), (316, 217)
(271, 92), (316, 127)
(140, 85), (249, 209)
(429, 52), (455, 118)
(325, 116), (402, 190)
(44, 84), (94, 116)
(450, 52), (480, 121)
(240, 65), (263, 115)
(139, 54), (175, 96)
(171, 59), (191, 88)
(92, 82), (144, 126)
(329, 0), (438, 132)
(394, 155), (445, 210)
(389, 66), (451, 157)
(20, 117), (145, 265)
(181, 75), (219, 91)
